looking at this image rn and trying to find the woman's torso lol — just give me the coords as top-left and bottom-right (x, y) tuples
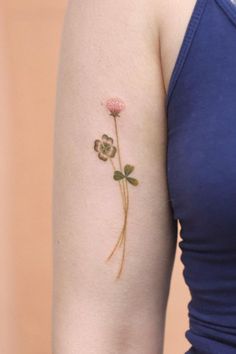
(160, 0), (236, 353)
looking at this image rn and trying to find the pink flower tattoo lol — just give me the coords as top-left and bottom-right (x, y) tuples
(105, 97), (126, 117)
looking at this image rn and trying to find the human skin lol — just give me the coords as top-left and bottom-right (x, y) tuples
(52, 0), (196, 353)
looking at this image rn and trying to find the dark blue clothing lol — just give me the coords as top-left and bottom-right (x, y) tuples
(166, 0), (236, 353)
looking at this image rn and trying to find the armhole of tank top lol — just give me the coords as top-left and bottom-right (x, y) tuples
(165, 0), (208, 112)
(215, 0), (236, 26)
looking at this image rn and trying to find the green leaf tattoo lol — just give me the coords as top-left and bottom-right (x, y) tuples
(113, 170), (125, 180)
(113, 165), (139, 186)
(93, 97), (139, 280)
(124, 164), (134, 176)
(126, 177), (139, 186)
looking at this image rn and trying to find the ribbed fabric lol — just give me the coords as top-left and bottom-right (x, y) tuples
(166, 1), (236, 353)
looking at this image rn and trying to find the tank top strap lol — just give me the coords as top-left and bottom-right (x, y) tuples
(215, 0), (236, 26)
(165, 0), (208, 110)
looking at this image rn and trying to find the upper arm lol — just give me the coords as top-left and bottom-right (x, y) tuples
(53, 0), (177, 352)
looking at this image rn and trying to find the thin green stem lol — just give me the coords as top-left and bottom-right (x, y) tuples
(106, 181), (128, 262)
(113, 116), (126, 200)
(106, 228), (125, 262)
(106, 157), (127, 262)
(109, 158), (126, 211)
(114, 116), (123, 171)
(116, 179), (129, 279)
(106, 116), (130, 279)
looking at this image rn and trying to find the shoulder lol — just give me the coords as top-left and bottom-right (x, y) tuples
(64, 0), (197, 93)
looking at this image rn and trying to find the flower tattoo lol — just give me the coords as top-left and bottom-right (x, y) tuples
(105, 97), (126, 117)
(93, 97), (139, 280)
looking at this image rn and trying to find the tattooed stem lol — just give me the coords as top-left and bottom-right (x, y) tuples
(106, 228), (125, 262)
(114, 117), (122, 171)
(107, 145), (131, 278)
(116, 179), (129, 279)
(109, 158), (126, 212)
(105, 183), (128, 263)
(113, 116), (126, 201)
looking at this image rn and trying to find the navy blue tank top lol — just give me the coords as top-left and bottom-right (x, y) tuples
(166, 0), (236, 353)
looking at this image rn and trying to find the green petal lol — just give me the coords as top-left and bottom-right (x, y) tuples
(126, 177), (139, 186)
(124, 164), (134, 176)
(113, 170), (125, 181)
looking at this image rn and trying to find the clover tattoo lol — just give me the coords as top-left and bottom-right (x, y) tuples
(93, 97), (139, 280)
(94, 134), (117, 161)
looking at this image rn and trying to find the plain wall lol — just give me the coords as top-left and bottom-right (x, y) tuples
(2, 0), (191, 353)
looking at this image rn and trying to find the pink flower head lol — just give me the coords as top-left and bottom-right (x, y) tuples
(105, 97), (125, 117)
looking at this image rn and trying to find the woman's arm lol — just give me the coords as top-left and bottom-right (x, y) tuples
(52, 0), (177, 353)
